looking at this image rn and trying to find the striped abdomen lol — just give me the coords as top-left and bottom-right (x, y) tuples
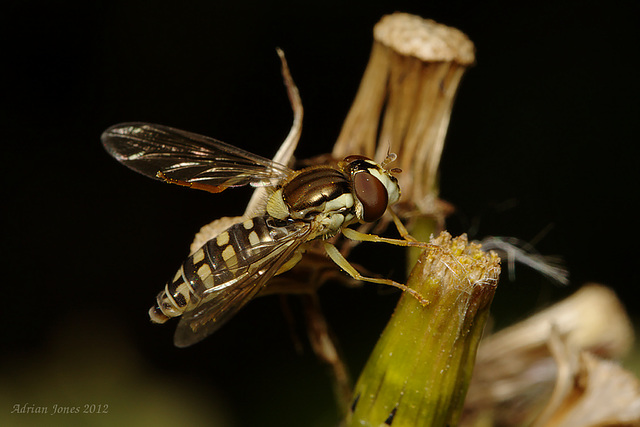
(149, 216), (287, 323)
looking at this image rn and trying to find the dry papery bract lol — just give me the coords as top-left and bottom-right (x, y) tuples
(533, 333), (640, 427)
(462, 284), (639, 426)
(190, 49), (303, 252)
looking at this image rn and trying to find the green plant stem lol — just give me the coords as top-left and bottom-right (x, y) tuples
(346, 232), (500, 426)
(407, 216), (438, 273)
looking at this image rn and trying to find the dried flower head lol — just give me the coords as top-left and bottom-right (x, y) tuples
(462, 284), (638, 426)
(333, 13), (475, 220)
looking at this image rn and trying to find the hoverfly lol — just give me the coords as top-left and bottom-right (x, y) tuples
(102, 122), (427, 347)
(101, 52), (427, 347)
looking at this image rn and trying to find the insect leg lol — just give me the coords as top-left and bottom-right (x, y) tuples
(341, 227), (427, 248)
(342, 227), (474, 289)
(323, 242), (429, 306)
(387, 208), (419, 242)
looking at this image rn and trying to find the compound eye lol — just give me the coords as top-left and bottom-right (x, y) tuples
(354, 171), (388, 222)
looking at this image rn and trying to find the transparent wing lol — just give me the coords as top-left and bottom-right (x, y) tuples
(173, 222), (312, 347)
(101, 122), (293, 191)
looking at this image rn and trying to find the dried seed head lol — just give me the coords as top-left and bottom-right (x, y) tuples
(533, 342), (640, 427)
(333, 13), (475, 219)
(374, 13), (475, 64)
(463, 284), (637, 426)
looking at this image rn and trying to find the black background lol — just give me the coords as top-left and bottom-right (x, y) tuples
(3, 1), (639, 426)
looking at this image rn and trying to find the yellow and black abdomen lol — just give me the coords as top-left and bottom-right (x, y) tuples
(149, 216), (290, 323)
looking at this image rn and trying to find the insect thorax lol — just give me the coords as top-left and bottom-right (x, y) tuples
(266, 166), (357, 237)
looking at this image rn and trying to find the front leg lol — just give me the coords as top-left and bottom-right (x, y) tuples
(323, 242), (429, 306)
(341, 227), (426, 248)
(341, 208), (424, 247)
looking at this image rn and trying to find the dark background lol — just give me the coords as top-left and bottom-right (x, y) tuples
(3, 1), (639, 426)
